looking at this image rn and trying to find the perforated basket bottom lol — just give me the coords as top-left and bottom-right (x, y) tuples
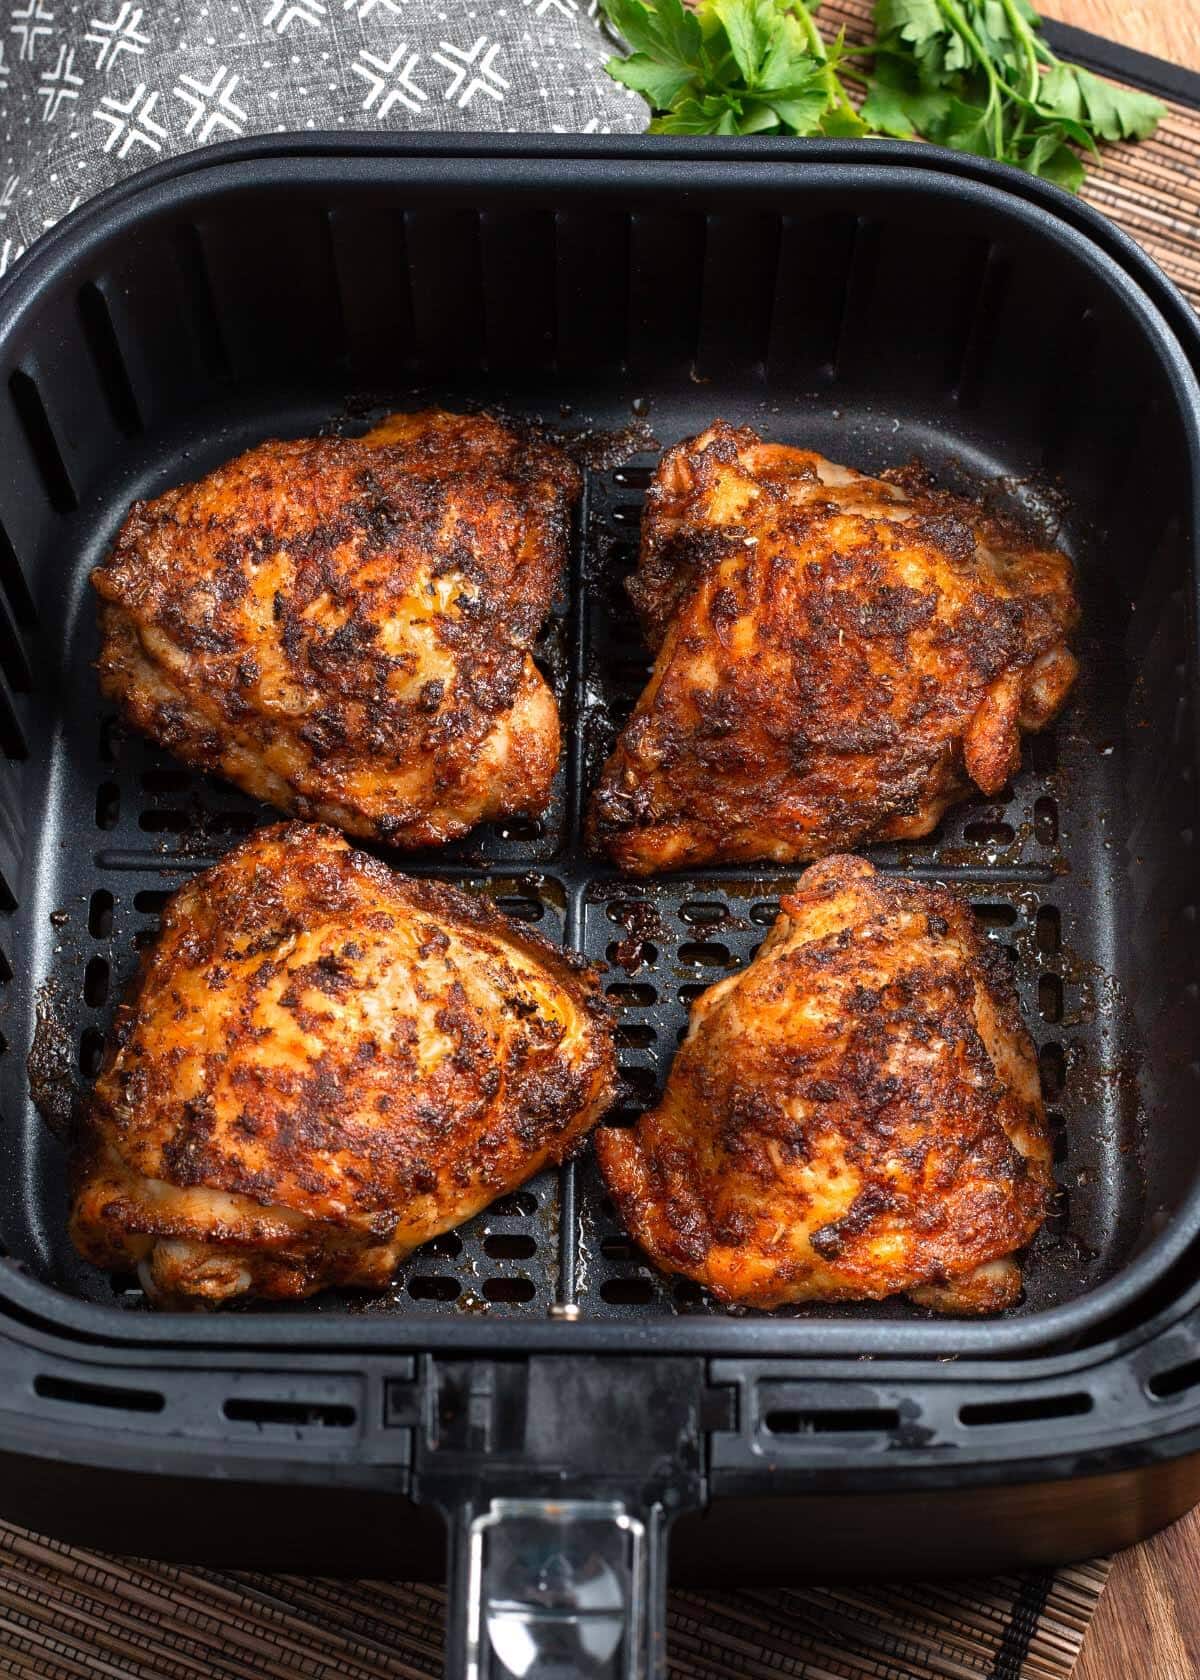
(13, 389), (1143, 1322)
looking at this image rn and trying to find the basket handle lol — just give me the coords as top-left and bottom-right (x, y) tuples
(444, 1492), (670, 1679)
(412, 1356), (706, 1678)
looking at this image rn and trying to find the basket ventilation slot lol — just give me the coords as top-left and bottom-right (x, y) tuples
(764, 1408), (901, 1435)
(958, 1393), (1092, 1427)
(8, 371), (76, 512)
(0, 593), (30, 695)
(34, 1373), (164, 1414)
(222, 1397), (356, 1429)
(171, 223), (232, 382)
(78, 282), (142, 436)
(0, 518), (35, 627)
(1148, 1360), (1200, 1401)
(0, 688), (25, 761)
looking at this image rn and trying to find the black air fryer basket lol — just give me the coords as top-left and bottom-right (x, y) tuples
(0, 136), (1198, 1679)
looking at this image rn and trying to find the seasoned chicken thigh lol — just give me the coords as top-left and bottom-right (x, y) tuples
(71, 824), (616, 1305)
(590, 423), (1078, 873)
(595, 856), (1052, 1314)
(93, 410), (578, 846)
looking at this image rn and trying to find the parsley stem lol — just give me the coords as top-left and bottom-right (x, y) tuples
(934, 0), (1006, 156)
(998, 0), (1042, 102)
(788, 3), (859, 123)
(789, 2), (826, 61)
(934, 0), (997, 73)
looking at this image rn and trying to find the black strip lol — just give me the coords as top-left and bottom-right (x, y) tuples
(1042, 18), (1200, 108)
(992, 1571), (1054, 1679)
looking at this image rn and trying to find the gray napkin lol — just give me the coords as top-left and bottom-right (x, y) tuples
(0, 0), (644, 275)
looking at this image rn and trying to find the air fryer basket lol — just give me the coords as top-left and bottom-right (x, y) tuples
(0, 139), (1197, 1678)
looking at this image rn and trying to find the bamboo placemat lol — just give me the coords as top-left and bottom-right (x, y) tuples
(0, 1522), (1108, 1680)
(0, 17), (1195, 1680)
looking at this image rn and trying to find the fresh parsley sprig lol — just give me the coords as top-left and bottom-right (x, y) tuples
(599, 0), (1165, 188)
(862, 0), (1165, 189)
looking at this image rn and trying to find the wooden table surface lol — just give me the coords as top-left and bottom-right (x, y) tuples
(1035, 9), (1200, 1670)
(1040, 0), (1200, 70)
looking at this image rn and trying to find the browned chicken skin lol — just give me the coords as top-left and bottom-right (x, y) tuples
(590, 423), (1079, 874)
(93, 410), (579, 846)
(595, 856), (1052, 1314)
(71, 823), (617, 1305)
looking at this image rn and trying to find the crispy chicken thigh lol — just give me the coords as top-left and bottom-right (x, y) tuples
(71, 824), (617, 1305)
(595, 856), (1052, 1314)
(590, 423), (1078, 874)
(93, 410), (579, 846)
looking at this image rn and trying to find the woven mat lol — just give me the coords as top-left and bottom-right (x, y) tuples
(0, 1523), (1108, 1680)
(0, 13), (1195, 1680)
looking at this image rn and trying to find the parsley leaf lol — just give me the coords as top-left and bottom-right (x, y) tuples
(1070, 65), (1164, 141)
(1019, 128), (1086, 190)
(603, 0), (704, 71)
(603, 0), (705, 108)
(860, 51), (952, 137)
(607, 52), (699, 109)
(713, 0), (774, 84)
(602, 0), (866, 138)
